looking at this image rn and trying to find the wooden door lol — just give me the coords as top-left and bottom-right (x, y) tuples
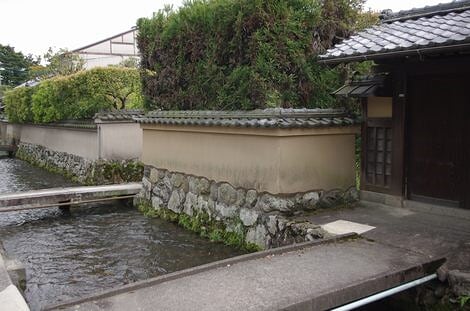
(407, 74), (468, 208)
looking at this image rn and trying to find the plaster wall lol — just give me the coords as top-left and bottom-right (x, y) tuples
(141, 125), (359, 194)
(98, 122), (142, 160)
(19, 125), (98, 160)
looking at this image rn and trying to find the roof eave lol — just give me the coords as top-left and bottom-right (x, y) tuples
(320, 42), (470, 65)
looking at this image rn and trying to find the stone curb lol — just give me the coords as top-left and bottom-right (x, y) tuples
(0, 285), (30, 311)
(0, 244), (29, 311)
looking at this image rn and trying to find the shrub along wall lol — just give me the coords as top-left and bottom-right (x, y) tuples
(137, 0), (370, 111)
(3, 67), (143, 123)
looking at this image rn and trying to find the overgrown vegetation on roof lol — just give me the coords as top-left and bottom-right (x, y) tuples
(137, 0), (376, 111)
(4, 67), (143, 123)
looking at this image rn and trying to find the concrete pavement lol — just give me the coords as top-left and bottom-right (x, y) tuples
(48, 235), (443, 311)
(300, 203), (470, 271)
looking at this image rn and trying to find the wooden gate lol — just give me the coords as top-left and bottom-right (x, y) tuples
(407, 74), (468, 208)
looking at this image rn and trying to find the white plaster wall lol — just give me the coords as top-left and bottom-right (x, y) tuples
(20, 125), (98, 160)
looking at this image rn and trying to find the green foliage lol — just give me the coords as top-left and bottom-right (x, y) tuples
(137, 0), (369, 111)
(3, 86), (36, 122)
(0, 44), (39, 86)
(461, 296), (470, 308)
(42, 47), (85, 77)
(4, 67), (143, 123)
(0, 85), (12, 97)
(86, 160), (144, 185)
(117, 57), (140, 68)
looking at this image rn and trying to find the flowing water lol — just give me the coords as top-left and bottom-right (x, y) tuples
(0, 158), (245, 310)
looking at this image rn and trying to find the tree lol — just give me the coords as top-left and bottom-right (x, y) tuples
(0, 44), (38, 86)
(42, 47), (85, 77)
(117, 57), (140, 68)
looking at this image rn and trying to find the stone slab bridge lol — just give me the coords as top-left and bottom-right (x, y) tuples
(47, 234), (444, 311)
(0, 183), (142, 213)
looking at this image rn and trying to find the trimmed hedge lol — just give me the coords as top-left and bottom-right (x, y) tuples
(137, 0), (366, 110)
(3, 85), (36, 123)
(4, 67), (143, 123)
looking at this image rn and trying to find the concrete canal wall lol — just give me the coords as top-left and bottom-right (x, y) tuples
(135, 109), (360, 249)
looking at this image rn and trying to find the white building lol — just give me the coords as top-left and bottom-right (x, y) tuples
(72, 28), (139, 69)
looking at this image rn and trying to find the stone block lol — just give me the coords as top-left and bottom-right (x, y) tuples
(245, 190), (258, 208)
(448, 270), (470, 296)
(256, 194), (294, 213)
(239, 208), (259, 227)
(215, 203), (238, 220)
(218, 183), (238, 205)
(189, 177), (211, 195)
(170, 173), (185, 188)
(210, 182), (218, 201)
(149, 168), (159, 183)
(168, 190), (184, 213)
(301, 191), (320, 209)
(183, 192), (198, 216)
(267, 215), (278, 235)
(235, 189), (246, 207)
(151, 196), (164, 210)
(246, 225), (268, 249)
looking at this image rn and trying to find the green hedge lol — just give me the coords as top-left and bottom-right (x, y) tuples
(4, 67), (143, 123)
(3, 85), (37, 123)
(137, 0), (365, 110)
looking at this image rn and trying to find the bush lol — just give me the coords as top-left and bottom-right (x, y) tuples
(4, 67), (143, 123)
(3, 85), (36, 123)
(137, 0), (367, 111)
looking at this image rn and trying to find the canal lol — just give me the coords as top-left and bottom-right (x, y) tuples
(0, 158), (245, 310)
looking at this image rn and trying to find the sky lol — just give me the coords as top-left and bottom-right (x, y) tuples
(0, 0), (447, 58)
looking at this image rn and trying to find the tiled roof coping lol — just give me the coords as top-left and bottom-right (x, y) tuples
(94, 110), (145, 122)
(135, 108), (358, 129)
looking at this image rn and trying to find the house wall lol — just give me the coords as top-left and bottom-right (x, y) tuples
(141, 125), (359, 194)
(98, 122), (142, 160)
(78, 54), (131, 69)
(367, 97), (393, 118)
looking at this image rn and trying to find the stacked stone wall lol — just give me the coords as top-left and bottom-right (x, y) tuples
(136, 165), (359, 250)
(15, 142), (143, 185)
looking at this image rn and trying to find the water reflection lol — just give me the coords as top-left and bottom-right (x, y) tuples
(0, 158), (244, 310)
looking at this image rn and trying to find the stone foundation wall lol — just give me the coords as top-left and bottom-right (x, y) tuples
(16, 142), (143, 185)
(135, 165), (358, 250)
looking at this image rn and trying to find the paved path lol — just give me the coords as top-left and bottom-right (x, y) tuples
(48, 235), (443, 311)
(300, 203), (470, 271)
(0, 183), (142, 212)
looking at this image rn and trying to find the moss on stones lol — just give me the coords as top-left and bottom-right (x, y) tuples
(15, 142), (144, 185)
(138, 201), (261, 252)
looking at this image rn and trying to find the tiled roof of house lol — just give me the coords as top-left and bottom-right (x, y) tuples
(94, 110), (145, 122)
(134, 109), (357, 129)
(320, 0), (470, 64)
